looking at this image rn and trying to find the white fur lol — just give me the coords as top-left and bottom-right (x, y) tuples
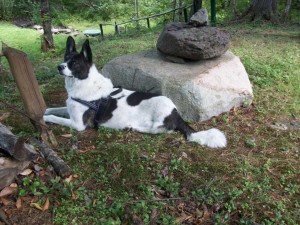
(187, 128), (227, 148)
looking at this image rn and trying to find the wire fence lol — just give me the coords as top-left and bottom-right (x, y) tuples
(99, 4), (193, 38)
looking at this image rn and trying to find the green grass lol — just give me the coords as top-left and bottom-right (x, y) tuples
(0, 21), (299, 224)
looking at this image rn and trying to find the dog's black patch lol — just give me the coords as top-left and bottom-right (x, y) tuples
(66, 54), (90, 80)
(163, 109), (195, 138)
(83, 98), (118, 127)
(82, 109), (96, 128)
(127, 92), (159, 106)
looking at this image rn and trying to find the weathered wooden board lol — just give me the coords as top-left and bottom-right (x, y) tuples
(2, 43), (57, 147)
(2, 45), (46, 119)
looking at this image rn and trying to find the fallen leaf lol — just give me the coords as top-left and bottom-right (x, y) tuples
(195, 208), (204, 218)
(0, 112), (10, 121)
(30, 202), (43, 211)
(197, 205), (211, 223)
(64, 175), (73, 183)
(0, 187), (16, 198)
(0, 197), (12, 206)
(71, 191), (78, 200)
(16, 197), (22, 209)
(20, 168), (33, 176)
(61, 134), (72, 138)
(39, 170), (50, 177)
(42, 198), (50, 211)
(176, 213), (192, 223)
(10, 183), (18, 188)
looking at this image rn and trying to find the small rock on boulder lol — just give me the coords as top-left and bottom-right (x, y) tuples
(189, 8), (208, 27)
(156, 22), (230, 60)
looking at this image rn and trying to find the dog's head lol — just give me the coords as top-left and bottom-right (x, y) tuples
(57, 36), (92, 80)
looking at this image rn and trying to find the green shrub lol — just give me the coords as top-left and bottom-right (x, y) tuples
(0, 0), (14, 20)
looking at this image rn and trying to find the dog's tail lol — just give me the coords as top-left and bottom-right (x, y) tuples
(186, 128), (227, 148)
(165, 109), (227, 148)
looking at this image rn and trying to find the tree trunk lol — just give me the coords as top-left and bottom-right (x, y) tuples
(226, 0), (231, 7)
(190, 0), (202, 18)
(232, 0), (238, 18)
(283, 0), (292, 21)
(173, 0), (177, 22)
(134, 0), (140, 30)
(239, 0), (279, 23)
(178, 0), (183, 21)
(41, 0), (54, 52)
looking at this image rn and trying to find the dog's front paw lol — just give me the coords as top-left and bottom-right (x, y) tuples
(43, 115), (55, 123)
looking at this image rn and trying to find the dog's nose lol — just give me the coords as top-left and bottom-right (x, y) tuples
(57, 64), (65, 72)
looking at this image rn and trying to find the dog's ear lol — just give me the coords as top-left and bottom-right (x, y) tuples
(81, 39), (92, 64)
(65, 36), (76, 60)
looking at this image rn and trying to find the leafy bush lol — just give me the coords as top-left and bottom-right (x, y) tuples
(0, 0), (14, 20)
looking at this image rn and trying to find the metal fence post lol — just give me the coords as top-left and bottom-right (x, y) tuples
(147, 18), (150, 28)
(183, 8), (188, 22)
(211, 0), (216, 26)
(99, 24), (104, 39)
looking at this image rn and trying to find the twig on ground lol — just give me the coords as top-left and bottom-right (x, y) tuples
(30, 138), (72, 178)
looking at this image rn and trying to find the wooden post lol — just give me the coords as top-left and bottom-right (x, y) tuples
(114, 21), (119, 35)
(1, 43), (57, 147)
(135, 0), (140, 30)
(99, 24), (104, 39)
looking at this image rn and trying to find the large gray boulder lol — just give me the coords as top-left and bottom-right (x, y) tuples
(156, 22), (230, 60)
(101, 50), (253, 122)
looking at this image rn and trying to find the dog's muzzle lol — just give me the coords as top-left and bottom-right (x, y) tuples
(57, 64), (66, 75)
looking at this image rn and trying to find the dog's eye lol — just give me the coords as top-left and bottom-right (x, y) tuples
(70, 60), (77, 67)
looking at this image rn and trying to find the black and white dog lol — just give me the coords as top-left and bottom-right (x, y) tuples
(43, 37), (226, 148)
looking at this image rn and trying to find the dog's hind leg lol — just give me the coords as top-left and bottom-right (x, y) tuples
(163, 109), (226, 148)
(44, 107), (70, 118)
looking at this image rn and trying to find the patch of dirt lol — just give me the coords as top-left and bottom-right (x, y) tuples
(2, 197), (53, 225)
(0, 159), (56, 225)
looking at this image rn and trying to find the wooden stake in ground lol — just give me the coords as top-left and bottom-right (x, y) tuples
(1, 43), (57, 147)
